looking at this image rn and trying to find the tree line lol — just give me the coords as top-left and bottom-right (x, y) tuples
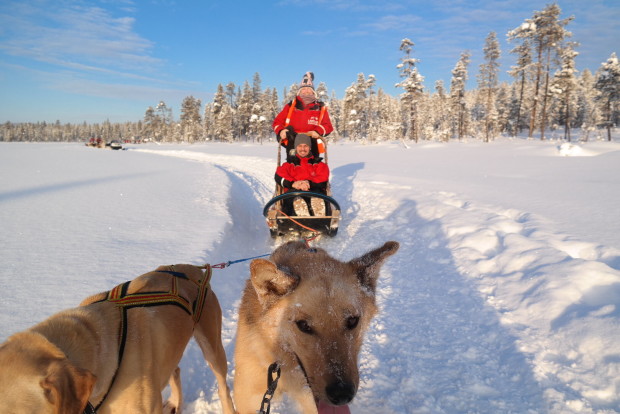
(1, 3), (618, 144)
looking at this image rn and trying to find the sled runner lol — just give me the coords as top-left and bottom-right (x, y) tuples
(263, 138), (341, 239)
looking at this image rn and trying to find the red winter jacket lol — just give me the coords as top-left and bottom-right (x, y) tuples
(275, 154), (330, 193)
(272, 99), (334, 138)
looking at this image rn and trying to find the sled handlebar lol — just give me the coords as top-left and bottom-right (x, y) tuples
(262, 191), (341, 217)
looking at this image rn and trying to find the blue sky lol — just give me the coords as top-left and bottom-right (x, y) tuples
(1, 0), (618, 124)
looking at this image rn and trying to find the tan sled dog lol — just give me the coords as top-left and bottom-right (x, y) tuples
(0, 264), (235, 414)
(234, 241), (399, 413)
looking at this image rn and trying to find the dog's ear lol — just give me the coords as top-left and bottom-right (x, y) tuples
(250, 258), (299, 304)
(41, 359), (96, 414)
(349, 241), (399, 294)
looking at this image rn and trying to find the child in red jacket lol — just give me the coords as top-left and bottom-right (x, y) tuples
(275, 134), (329, 216)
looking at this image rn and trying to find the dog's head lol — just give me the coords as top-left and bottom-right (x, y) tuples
(249, 240), (399, 407)
(0, 332), (96, 414)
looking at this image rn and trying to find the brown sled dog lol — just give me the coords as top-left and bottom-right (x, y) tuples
(233, 241), (399, 413)
(0, 264), (235, 414)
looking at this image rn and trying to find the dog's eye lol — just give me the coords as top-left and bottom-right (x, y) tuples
(296, 320), (314, 335)
(346, 316), (359, 330)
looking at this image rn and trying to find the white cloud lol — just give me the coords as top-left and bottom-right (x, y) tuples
(0, 0), (162, 73)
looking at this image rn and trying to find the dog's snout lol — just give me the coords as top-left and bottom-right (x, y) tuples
(325, 381), (356, 405)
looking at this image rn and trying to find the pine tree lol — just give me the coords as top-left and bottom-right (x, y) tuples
(154, 101), (173, 142)
(450, 51), (471, 139)
(236, 81), (253, 139)
(508, 22), (535, 136)
(550, 41), (579, 141)
(180, 96), (202, 143)
(575, 69), (600, 141)
(142, 106), (157, 141)
(225, 82), (237, 108)
(477, 32), (501, 142)
(366, 75), (378, 141)
(509, 3), (573, 139)
(432, 80), (450, 141)
(252, 72), (262, 101)
(396, 38), (424, 142)
(316, 82), (329, 102)
(328, 91), (342, 139)
(342, 83), (361, 140)
(595, 52), (620, 141)
(212, 84), (233, 141)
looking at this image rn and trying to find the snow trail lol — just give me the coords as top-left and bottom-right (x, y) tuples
(3, 142), (619, 414)
(135, 149), (551, 413)
(139, 145), (620, 413)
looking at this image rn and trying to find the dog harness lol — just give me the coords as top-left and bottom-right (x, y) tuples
(104, 267), (211, 323)
(88, 265), (212, 412)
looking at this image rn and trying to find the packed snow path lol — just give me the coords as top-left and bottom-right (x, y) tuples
(1, 141), (618, 413)
(135, 143), (620, 414)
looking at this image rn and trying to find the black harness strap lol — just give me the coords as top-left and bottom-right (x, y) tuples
(83, 401), (97, 414)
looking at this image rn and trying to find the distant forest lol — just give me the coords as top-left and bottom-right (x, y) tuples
(2, 4), (618, 144)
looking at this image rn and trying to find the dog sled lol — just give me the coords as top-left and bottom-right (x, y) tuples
(263, 137), (341, 239)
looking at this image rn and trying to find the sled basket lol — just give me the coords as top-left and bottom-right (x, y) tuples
(264, 136), (341, 238)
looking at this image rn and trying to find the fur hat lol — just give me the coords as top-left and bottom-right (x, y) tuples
(299, 71), (314, 89)
(295, 133), (311, 148)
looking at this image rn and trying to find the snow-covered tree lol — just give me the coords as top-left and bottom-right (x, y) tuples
(236, 81), (253, 138)
(142, 101), (172, 142)
(155, 101), (173, 141)
(431, 80), (450, 141)
(328, 90), (342, 139)
(211, 84), (233, 141)
(477, 32), (501, 142)
(508, 22), (535, 136)
(215, 106), (234, 142)
(450, 51), (471, 139)
(550, 42), (579, 141)
(252, 72), (262, 102)
(180, 96), (202, 143)
(342, 82), (362, 140)
(396, 38), (424, 142)
(509, 3), (574, 139)
(575, 69), (601, 141)
(595, 52), (620, 141)
(316, 81), (329, 103)
(220, 83), (234, 109)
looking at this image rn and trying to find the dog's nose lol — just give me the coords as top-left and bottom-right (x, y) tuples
(325, 381), (356, 405)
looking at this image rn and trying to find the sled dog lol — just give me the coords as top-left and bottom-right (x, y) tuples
(234, 240), (399, 413)
(0, 264), (235, 414)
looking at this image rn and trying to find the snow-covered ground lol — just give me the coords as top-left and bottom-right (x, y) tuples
(1, 138), (619, 413)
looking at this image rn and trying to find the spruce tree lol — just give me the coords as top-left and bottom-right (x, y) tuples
(595, 52), (620, 141)
(180, 96), (202, 143)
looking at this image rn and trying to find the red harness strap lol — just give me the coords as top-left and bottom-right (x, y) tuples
(281, 99), (328, 150)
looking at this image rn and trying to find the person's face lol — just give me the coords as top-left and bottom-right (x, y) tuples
(299, 87), (315, 100)
(296, 143), (310, 157)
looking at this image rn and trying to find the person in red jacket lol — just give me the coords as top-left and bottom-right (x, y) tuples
(273, 72), (333, 157)
(275, 134), (330, 216)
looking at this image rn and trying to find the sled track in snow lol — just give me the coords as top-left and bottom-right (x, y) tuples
(134, 148), (620, 413)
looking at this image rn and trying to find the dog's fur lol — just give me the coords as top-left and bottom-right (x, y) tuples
(233, 241), (399, 413)
(0, 264), (235, 414)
